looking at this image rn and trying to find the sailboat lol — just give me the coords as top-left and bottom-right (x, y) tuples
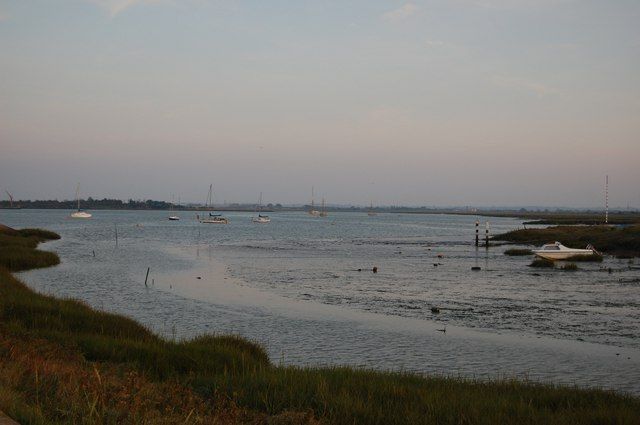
(308, 186), (320, 217)
(252, 192), (271, 223)
(319, 198), (328, 217)
(367, 201), (377, 216)
(199, 184), (228, 224)
(70, 184), (92, 218)
(168, 195), (180, 221)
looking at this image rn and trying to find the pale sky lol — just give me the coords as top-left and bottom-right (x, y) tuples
(1, 0), (639, 207)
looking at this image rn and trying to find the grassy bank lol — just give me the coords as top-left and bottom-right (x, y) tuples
(1, 226), (640, 424)
(494, 224), (640, 257)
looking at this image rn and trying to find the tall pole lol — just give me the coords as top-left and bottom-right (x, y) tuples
(605, 175), (609, 225)
(475, 220), (479, 247)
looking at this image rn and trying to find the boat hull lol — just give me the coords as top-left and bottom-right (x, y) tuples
(533, 249), (594, 260)
(200, 219), (228, 224)
(71, 212), (92, 218)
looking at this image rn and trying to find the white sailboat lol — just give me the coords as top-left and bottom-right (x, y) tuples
(199, 184), (228, 224)
(168, 195), (180, 221)
(308, 186), (320, 217)
(70, 184), (92, 218)
(252, 192), (271, 223)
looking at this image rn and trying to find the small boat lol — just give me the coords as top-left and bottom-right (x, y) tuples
(70, 184), (92, 218)
(367, 201), (377, 216)
(168, 195), (180, 220)
(319, 198), (328, 217)
(308, 186), (320, 217)
(252, 214), (271, 223)
(532, 241), (596, 260)
(252, 192), (271, 223)
(199, 184), (229, 224)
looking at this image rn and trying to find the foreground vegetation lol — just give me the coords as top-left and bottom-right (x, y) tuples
(494, 224), (640, 257)
(1, 226), (640, 424)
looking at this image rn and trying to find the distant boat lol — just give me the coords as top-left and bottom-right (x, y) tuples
(308, 186), (320, 217)
(70, 184), (92, 218)
(199, 184), (228, 224)
(252, 192), (271, 223)
(168, 195), (180, 221)
(319, 198), (328, 217)
(367, 201), (377, 216)
(532, 242), (596, 260)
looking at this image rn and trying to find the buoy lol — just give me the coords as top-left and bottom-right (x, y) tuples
(372, 266), (378, 273)
(437, 254), (444, 258)
(431, 307), (440, 313)
(433, 263), (438, 267)
(471, 266), (481, 271)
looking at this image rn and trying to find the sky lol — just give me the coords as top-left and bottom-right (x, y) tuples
(1, 0), (639, 207)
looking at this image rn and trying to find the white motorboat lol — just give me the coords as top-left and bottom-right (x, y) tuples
(70, 184), (92, 218)
(532, 241), (596, 260)
(168, 216), (180, 221)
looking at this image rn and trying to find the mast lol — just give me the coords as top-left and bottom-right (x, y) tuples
(5, 191), (14, 208)
(311, 186), (315, 209)
(605, 175), (609, 224)
(76, 183), (81, 211)
(207, 184), (213, 209)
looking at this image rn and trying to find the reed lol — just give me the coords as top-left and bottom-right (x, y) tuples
(1, 227), (639, 424)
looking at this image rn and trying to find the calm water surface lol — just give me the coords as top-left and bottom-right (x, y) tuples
(2, 209), (639, 394)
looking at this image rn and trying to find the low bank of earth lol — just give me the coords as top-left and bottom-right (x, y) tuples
(493, 224), (640, 258)
(1, 225), (639, 424)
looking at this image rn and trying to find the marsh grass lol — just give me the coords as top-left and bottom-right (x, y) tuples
(2, 227), (640, 424)
(504, 248), (533, 256)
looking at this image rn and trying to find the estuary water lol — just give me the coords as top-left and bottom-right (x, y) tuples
(2, 209), (639, 394)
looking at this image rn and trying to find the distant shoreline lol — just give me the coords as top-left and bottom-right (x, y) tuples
(2, 205), (639, 224)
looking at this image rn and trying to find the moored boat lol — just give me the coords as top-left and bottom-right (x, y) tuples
(532, 241), (596, 260)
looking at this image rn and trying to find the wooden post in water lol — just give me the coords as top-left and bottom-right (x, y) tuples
(114, 224), (118, 247)
(144, 267), (150, 287)
(475, 221), (479, 247)
(485, 222), (489, 248)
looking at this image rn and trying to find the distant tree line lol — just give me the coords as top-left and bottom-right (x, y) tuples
(0, 198), (173, 210)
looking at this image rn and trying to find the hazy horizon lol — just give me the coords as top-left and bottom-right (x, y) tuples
(2, 0), (639, 208)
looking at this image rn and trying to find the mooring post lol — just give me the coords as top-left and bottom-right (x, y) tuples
(485, 221), (490, 248)
(475, 220), (479, 247)
(144, 267), (150, 287)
